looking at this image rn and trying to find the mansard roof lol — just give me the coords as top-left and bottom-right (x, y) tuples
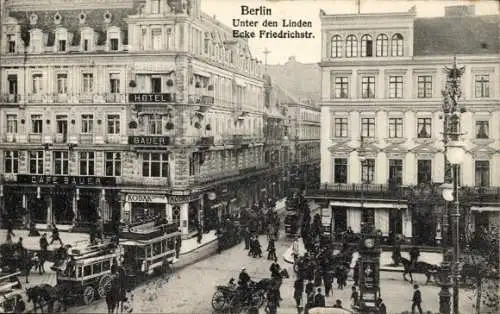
(9, 5), (140, 46)
(414, 15), (500, 56)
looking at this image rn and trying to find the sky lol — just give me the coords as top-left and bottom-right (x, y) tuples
(201, 0), (499, 65)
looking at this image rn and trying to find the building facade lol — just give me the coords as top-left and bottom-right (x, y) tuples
(0, 0), (276, 237)
(310, 5), (500, 245)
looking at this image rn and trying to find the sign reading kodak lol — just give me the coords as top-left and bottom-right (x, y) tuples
(17, 175), (116, 186)
(128, 136), (170, 146)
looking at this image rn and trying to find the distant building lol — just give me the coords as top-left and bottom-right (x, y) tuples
(266, 56), (321, 106)
(310, 5), (500, 245)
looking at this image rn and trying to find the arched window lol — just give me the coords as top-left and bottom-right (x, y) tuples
(345, 35), (357, 57)
(391, 33), (404, 56)
(330, 35), (342, 58)
(376, 34), (388, 57)
(361, 34), (373, 57)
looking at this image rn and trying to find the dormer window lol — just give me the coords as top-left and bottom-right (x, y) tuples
(29, 29), (43, 54)
(80, 27), (97, 52)
(106, 27), (122, 52)
(7, 34), (16, 53)
(110, 39), (119, 51)
(151, 0), (160, 14)
(58, 40), (66, 52)
(54, 28), (71, 53)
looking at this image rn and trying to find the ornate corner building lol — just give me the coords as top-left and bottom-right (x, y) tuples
(0, 0), (311, 237)
(309, 5), (500, 245)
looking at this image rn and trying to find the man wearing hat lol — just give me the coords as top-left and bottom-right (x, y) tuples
(238, 267), (251, 305)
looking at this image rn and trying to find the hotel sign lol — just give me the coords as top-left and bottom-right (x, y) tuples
(129, 93), (173, 103)
(17, 175), (116, 186)
(128, 136), (170, 146)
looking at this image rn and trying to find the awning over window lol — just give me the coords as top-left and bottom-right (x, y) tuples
(471, 206), (500, 212)
(133, 63), (175, 74)
(193, 69), (211, 78)
(233, 77), (246, 86)
(330, 201), (408, 209)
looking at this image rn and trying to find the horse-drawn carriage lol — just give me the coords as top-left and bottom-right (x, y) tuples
(0, 272), (23, 314)
(56, 242), (118, 305)
(55, 221), (181, 305)
(120, 222), (180, 280)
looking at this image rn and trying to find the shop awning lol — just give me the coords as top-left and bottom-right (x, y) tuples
(193, 69), (212, 78)
(330, 200), (408, 209)
(471, 206), (500, 212)
(233, 77), (246, 86)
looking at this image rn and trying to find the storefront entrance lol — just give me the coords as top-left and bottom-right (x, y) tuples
(333, 207), (347, 239)
(77, 191), (99, 223)
(52, 189), (74, 225)
(389, 209), (403, 244)
(131, 202), (166, 221)
(30, 197), (47, 224)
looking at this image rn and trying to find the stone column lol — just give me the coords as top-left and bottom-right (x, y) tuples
(180, 203), (189, 236)
(46, 196), (53, 226)
(166, 204), (173, 222)
(72, 191), (78, 226)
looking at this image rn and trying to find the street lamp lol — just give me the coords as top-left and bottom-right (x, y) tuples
(439, 56), (466, 314)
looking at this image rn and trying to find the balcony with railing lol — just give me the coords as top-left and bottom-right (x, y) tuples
(305, 183), (500, 204)
(0, 94), (21, 103)
(28, 133), (42, 143)
(3, 133), (18, 143)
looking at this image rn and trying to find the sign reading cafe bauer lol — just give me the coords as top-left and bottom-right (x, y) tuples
(17, 175), (116, 186)
(128, 136), (170, 145)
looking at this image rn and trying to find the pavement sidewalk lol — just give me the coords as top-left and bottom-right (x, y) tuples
(282, 237), (443, 272)
(0, 229), (89, 252)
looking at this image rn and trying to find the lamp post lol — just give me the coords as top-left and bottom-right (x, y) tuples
(439, 57), (466, 314)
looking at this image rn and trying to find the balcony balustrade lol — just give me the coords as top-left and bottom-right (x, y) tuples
(305, 183), (500, 204)
(188, 94), (215, 106)
(28, 133), (42, 143)
(4, 133), (18, 143)
(0, 94), (21, 103)
(54, 133), (68, 144)
(79, 133), (94, 144)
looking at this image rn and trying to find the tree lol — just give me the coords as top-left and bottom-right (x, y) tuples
(463, 225), (499, 314)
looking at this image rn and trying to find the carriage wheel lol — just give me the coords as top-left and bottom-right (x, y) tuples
(211, 290), (226, 311)
(83, 286), (95, 305)
(97, 274), (112, 298)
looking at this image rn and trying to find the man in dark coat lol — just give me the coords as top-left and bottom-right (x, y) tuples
(323, 269), (333, 296)
(313, 288), (325, 307)
(412, 284), (423, 314)
(376, 298), (387, 314)
(38, 233), (49, 274)
(409, 246), (420, 269)
(50, 224), (63, 246)
(267, 238), (277, 261)
(238, 267), (251, 304)
(293, 278), (304, 307)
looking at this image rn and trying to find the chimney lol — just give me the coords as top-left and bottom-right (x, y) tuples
(444, 5), (475, 17)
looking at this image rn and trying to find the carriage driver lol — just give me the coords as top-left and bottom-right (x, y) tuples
(238, 267), (252, 303)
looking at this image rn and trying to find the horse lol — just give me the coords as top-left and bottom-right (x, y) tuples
(400, 257), (440, 284)
(26, 284), (62, 313)
(255, 268), (290, 294)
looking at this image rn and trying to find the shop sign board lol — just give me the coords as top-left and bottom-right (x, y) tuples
(125, 194), (201, 204)
(126, 194), (167, 203)
(128, 136), (170, 146)
(17, 175), (116, 186)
